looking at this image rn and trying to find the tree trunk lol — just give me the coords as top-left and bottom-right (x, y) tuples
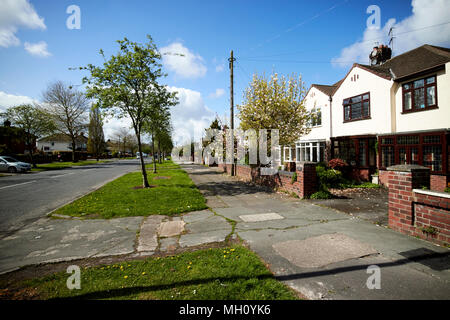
(72, 139), (76, 163)
(152, 133), (157, 173)
(158, 139), (162, 164)
(26, 133), (37, 168)
(136, 132), (150, 188)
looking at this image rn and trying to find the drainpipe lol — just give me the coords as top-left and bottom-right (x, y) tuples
(329, 95), (333, 138)
(328, 95), (333, 162)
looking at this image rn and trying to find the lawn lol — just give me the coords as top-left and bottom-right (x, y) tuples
(32, 160), (111, 171)
(20, 246), (298, 300)
(52, 160), (207, 218)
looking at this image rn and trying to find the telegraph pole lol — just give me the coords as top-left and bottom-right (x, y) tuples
(229, 50), (236, 176)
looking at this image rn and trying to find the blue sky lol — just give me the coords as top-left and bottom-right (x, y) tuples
(1, 0), (449, 143)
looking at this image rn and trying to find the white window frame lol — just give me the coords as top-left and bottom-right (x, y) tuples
(296, 140), (326, 162)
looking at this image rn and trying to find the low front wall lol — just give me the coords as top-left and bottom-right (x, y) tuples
(380, 169), (449, 192)
(387, 165), (449, 246)
(413, 190), (450, 245)
(217, 163), (317, 199)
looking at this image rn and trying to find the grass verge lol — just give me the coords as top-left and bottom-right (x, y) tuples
(52, 160), (207, 218)
(32, 160), (111, 172)
(13, 246), (297, 300)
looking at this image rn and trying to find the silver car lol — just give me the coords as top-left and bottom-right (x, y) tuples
(0, 156), (32, 173)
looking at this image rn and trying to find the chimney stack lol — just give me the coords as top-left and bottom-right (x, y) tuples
(369, 44), (392, 66)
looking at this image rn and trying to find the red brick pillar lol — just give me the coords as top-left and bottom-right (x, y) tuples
(387, 164), (430, 235)
(296, 162), (318, 198)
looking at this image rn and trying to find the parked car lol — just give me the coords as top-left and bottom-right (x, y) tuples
(0, 156), (32, 173)
(136, 152), (148, 159)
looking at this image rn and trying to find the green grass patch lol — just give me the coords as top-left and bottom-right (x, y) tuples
(344, 181), (381, 189)
(52, 160), (206, 218)
(32, 160), (111, 171)
(23, 246), (297, 300)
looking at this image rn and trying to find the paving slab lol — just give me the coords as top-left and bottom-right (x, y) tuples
(239, 213), (284, 222)
(179, 229), (231, 248)
(159, 237), (179, 252)
(0, 217), (143, 274)
(158, 221), (185, 237)
(137, 215), (165, 252)
(185, 215), (231, 234)
(272, 233), (378, 268)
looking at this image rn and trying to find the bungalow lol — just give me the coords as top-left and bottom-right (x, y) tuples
(290, 44), (450, 191)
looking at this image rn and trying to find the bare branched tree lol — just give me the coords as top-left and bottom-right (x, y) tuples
(41, 81), (89, 162)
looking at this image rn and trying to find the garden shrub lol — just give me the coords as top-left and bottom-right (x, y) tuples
(310, 190), (332, 199)
(316, 166), (344, 190)
(328, 158), (348, 170)
(291, 172), (297, 184)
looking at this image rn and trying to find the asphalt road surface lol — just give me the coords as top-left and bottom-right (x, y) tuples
(0, 159), (143, 237)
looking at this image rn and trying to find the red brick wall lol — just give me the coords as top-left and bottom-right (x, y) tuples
(230, 163), (317, 199)
(414, 192), (450, 245)
(381, 169), (448, 192)
(387, 165), (449, 246)
(379, 170), (389, 187)
(430, 175), (449, 192)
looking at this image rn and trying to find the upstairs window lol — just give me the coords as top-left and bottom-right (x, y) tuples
(402, 75), (437, 113)
(343, 92), (370, 122)
(310, 107), (322, 127)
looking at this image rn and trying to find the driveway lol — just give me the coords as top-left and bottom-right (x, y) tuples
(307, 187), (389, 226)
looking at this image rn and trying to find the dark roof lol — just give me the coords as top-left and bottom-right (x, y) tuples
(39, 133), (87, 143)
(363, 44), (450, 80)
(307, 44), (450, 97)
(310, 84), (338, 96)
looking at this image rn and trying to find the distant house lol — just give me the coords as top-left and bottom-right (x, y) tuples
(37, 133), (88, 154)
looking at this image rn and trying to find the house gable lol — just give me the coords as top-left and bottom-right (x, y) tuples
(332, 65), (393, 137)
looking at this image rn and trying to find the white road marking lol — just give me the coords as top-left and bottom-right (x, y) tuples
(51, 173), (75, 179)
(0, 180), (36, 190)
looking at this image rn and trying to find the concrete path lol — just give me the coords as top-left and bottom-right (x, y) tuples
(182, 163), (450, 300)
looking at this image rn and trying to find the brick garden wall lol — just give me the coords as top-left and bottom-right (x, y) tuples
(216, 162), (318, 199)
(380, 169), (449, 192)
(387, 165), (450, 246)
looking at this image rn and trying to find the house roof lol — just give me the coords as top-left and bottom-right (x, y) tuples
(38, 133), (88, 143)
(310, 84), (338, 96)
(306, 44), (450, 99)
(359, 44), (450, 81)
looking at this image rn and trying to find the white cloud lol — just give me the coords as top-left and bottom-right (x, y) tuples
(0, 0), (46, 48)
(0, 91), (35, 112)
(102, 87), (215, 146)
(215, 64), (225, 72)
(102, 116), (133, 141)
(24, 41), (51, 57)
(160, 42), (207, 79)
(332, 0), (450, 68)
(209, 88), (225, 99)
(168, 87), (215, 146)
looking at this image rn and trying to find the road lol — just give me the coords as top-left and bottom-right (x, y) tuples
(0, 159), (143, 236)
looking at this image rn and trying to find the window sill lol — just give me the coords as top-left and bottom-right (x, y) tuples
(401, 105), (438, 114)
(343, 117), (371, 123)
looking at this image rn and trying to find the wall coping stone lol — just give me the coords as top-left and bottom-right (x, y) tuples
(279, 170), (294, 177)
(386, 164), (430, 172)
(413, 189), (450, 199)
